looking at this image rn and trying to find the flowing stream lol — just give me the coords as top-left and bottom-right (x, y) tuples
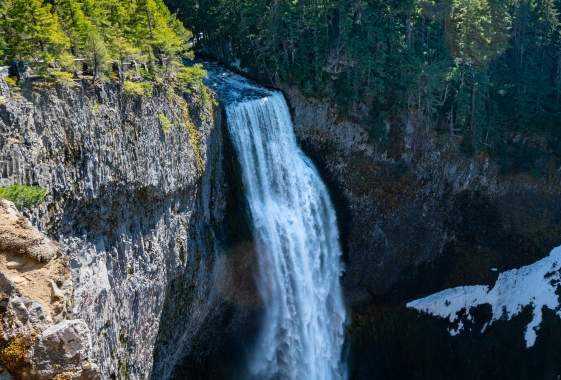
(209, 68), (347, 380)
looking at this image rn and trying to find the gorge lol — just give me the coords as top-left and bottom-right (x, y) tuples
(1, 0), (561, 378)
(1, 58), (561, 379)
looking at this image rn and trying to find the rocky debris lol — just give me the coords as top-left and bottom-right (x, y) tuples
(0, 67), (9, 97)
(0, 289), (99, 379)
(0, 201), (99, 379)
(0, 200), (58, 263)
(0, 200), (70, 320)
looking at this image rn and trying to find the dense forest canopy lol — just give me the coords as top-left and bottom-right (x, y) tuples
(168, 0), (561, 173)
(0, 0), (199, 83)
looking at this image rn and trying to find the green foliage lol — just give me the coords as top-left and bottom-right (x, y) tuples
(48, 70), (75, 86)
(176, 64), (207, 93)
(0, 0), (70, 75)
(167, 91), (204, 174)
(0, 336), (29, 373)
(449, 0), (511, 66)
(4, 75), (18, 87)
(158, 113), (173, 134)
(0, 0), (195, 82)
(0, 184), (47, 210)
(172, 0), (561, 172)
(123, 81), (153, 97)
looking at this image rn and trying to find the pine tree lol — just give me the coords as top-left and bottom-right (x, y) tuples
(1, 0), (71, 71)
(1, 0), (195, 80)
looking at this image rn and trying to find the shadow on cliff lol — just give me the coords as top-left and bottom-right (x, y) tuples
(349, 303), (561, 380)
(151, 106), (264, 380)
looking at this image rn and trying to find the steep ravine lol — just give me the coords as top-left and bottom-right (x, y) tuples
(2, 60), (561, 379)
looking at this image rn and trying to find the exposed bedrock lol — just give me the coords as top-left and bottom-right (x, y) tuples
(282, 86), (561, 304)
(2, 63), (561, 379)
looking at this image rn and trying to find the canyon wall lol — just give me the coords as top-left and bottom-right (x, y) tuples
(2, 62), (561, 379)
(282, 85), (561, 379)
(0, 73), (226, 379)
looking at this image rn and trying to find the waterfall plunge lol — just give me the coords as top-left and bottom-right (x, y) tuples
(225, 90), (347, 380)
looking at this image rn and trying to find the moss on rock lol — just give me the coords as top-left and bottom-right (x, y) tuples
(0, 336), (30, 374)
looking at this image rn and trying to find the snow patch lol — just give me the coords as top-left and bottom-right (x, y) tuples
(407, 246), (561, 347)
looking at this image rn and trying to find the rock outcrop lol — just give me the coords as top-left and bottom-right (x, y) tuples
(282, 86), (561, 303)
(0, 200), (59, 263)
(0, 73), (225, 379)
(0, 199), (97, 379)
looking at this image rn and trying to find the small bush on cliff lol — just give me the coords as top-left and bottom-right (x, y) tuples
(159, 114), (173, 134)
(0, 184), (47, 210)
(49, 70), (75, 87)
(52, 375), (72, 380)
(4, 76), (18, 88)
(176, 65), (207, 93)
(123, 81), (153, 97)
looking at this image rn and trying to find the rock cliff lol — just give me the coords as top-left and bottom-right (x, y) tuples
(0, 73), (225, 379)
(281, 85), (561, 379)
(2, 59), (560, 379)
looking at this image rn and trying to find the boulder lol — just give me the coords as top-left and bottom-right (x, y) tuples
(0, 200), (58, 262)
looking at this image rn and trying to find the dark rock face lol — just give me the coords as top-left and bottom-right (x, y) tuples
(283, 86), (561, 303)
(281, 86), (561, 379)
(152, 107), (262, 380)
(3, 63), (560, 379)
(349, 305), (561, 380)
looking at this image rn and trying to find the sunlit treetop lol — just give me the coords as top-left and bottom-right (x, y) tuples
(0, 0), (194, 81)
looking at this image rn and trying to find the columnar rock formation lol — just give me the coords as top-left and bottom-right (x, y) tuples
(0, 72), (224, 378)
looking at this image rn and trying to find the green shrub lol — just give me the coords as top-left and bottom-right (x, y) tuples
(0, 336), (29, 373)
(49, 70), (75, 87)
(159, 114), (173, 134)
(139, 67), (155, 81)
(123, 81), (153, 97)
(178, 102), (203, 175)
(176, 65), (207, 93)
(0, 184), (47, 210)
(4, 75), (18, 88)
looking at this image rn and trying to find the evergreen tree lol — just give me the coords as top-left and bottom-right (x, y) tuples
(171, 0), (561, 171)
(0, 0), (197, 82)
(1, 0), (70, 71)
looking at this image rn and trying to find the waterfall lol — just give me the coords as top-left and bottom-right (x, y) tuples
(222, 80), (347, 380)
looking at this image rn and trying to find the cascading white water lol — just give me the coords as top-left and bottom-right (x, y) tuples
(224, 86), (347, 380)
